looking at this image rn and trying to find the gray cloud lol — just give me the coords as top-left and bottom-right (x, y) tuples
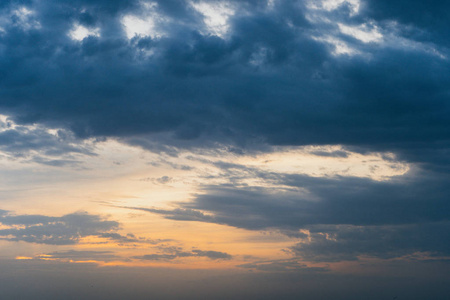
(138, 175), (174, 185)
(238, 258), (329, 273)
(0, 120), (96, 166)
(0, 210), (119, 245)
(98, 232), (166, 245)
(124, 206), (215, 223)
(36, 250), (122, 262)
(133, 248), (232, 261)
(0, 210), (171, 247)
(292, 222), (450, 262)
(309, 150), (349, 158)
(125, 167), (450, 261)
(131, 171), (450, 229)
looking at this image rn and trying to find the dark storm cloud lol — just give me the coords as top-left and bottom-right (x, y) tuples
(362, 0), (450, 46)
(0, 0), (447, 168)
(0, 210), (119, 244)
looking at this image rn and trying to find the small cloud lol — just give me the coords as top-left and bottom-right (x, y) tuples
(191, 249), (232, 260)
(133, 247), (232, 261)
(99, 232), (165, 245)
(69, 24), (100, 41)
(318, 0), (361, 15)
(137, 176), (174, 185)
(121, 2), (165, 39)
(34, 250), (122, 263)
(11, 6), (41, 30)
(121, 206), (215, 223)
(190, 1), (235, 37)
(122, 15), (158, 39)
(133, 254), (178, 261)
(238, 258), (328, 272)
(309, 150), (348, 158)
(156, 176), (172, 184)
(338, 23), (383, 43)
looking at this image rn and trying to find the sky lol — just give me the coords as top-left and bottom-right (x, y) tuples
(0, 0), (449, 299)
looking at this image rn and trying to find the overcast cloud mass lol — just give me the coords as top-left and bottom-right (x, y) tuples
(0, 0), (450, 299)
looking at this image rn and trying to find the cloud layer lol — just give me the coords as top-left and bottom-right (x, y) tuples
(0, 0), (447, 163)
(0, 210), (119, 244)
(0, 0), (449, 274)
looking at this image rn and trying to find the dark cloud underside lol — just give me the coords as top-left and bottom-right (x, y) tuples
(0, 0), (447, 166)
